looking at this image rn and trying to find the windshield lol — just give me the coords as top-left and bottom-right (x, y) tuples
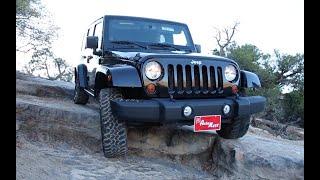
(106, 18), (194, 50)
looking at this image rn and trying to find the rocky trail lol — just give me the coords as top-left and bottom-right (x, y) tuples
(16, 72), (304, 179)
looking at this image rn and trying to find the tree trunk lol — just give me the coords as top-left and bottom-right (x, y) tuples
(219, 48), (225, 57)
(44, 60), (51, 79)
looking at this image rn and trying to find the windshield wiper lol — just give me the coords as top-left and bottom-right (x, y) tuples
(148, 43), (182, 51)
(110, 40), (147, 49)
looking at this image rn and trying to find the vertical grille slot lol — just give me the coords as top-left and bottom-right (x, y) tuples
(165, 63), (225, 96)
(194, 65), (200, 91)
(177, 65), (183, 91)
(185, 65), (192, 92)
(209, 66), (216, 90)
(202, 66), (208, 92)
(217, 67), (223, 90)
(168, 64), (174, 90)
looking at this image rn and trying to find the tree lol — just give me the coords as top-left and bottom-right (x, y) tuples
(52, 58), (73, 82)
(17, 0), (73, 82)
(213, 22), (239, 57)
(225, 43), (304, 127)
(227, 44), (277, 89)
(211, 20), (304, 127)
(17, 0), (59, 53)
(23, 48), (73, 81)
(223, 43), (304, 91)
(16, 0), (41, 29)
(273, 51), (304, 90)
(26, 47), (53, 78)
(227, 44), (262, 71)
(226, 43), (281, 120)
(282, 90), (304, 127)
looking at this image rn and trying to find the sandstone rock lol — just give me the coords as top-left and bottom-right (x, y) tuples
(16, 71), (304, 179)
(252, 118), (304, 140)
(128, 127), (215, 155)
(212, 132), (304, 179)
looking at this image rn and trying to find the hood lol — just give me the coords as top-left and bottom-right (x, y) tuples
(110, 50), (236, 64)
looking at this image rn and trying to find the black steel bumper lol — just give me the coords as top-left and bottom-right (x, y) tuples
(110, 96), (266, 124)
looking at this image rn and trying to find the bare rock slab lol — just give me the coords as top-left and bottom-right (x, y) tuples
(16, 71), (304, 179)
(212, 130), (304, 179)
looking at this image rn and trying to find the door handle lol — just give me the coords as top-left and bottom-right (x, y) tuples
(87, 55), (93, 63)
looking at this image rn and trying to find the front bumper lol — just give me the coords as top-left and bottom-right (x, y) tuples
(110, 96), (266, 124)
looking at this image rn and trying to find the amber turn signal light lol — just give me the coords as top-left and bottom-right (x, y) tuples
(107, 75), (112, 82)
(232, 85), (238, 94)
(146, 83), (156, 94)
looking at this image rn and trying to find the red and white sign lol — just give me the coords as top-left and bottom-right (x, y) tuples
(194, 115), (221, 132)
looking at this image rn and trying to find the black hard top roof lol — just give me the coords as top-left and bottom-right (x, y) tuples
(88, 15), (188, 28)
(104, 15), (187, 26)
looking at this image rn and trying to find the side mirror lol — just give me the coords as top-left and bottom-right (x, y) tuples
(86, 36), (98, 49)
(195, 44), (201, 53)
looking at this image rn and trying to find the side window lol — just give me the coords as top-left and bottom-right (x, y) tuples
(94, 22), (103, 50)
(88, 27), (94, 36)
(82, 26), (94, 50)
(81, 33), (87, 50)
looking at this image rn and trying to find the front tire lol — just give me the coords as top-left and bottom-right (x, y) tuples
(99, 88), (127, 158)
(217, 116), (251, 139)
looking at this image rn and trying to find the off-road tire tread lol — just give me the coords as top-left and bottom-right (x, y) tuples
(99, 88), (127, 158)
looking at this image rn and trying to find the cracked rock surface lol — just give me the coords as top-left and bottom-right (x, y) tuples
(16, 71), (304, 179)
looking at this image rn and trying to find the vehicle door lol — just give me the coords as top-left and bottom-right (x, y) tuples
(79, 25), (94, 89)
(86, 21), (103, 89)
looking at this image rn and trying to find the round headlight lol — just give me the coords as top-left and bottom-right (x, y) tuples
(145, 61), (162, 80)
(224, 65), (237, 81)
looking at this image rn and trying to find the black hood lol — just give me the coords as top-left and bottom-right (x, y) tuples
(110, 50), (237, 64)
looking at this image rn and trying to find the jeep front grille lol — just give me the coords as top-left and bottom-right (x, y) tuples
(167, 64), (224, 95)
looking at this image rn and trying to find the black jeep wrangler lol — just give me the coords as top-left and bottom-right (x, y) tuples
(74, 15), (266, 158)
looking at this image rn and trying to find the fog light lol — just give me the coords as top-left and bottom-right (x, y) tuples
(183, 106), (192, 117)
(223, 104), (231, 114)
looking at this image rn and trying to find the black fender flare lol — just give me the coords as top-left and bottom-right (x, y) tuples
(75, 64), (88, 88)
(240, 70), (261, 88)
(95, 65), (142, 89)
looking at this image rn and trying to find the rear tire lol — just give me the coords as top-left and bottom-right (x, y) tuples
(217, 116), (251, 139)
(73, 76), (89, 105)
(99, 88), (127, 158)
